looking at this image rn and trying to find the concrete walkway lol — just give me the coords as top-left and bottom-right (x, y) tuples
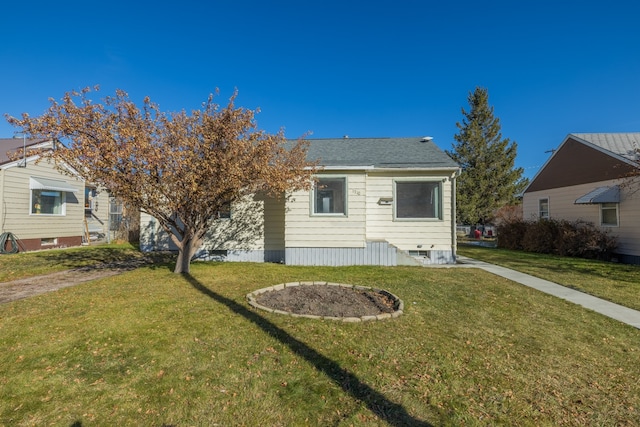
(455, 256), (640, 330)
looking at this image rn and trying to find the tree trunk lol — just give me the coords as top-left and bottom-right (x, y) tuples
(174, 245), (192, 274)
(172, 230), (203, 274)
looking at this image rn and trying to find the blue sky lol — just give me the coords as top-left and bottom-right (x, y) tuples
(2, 0), (639, 179)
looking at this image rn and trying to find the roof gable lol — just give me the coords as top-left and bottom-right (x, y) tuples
(572, 133), (640, 161)
(302, 137), (459, 170)
(525, 133), (639, 193)
(0, 138), (52, 165)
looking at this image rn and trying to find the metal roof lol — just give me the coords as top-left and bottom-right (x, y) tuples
(574, 185), (620, 204)
(29, 176), (79, 193)
(571, 133), (640, 162)
(300, 137), (459, 170)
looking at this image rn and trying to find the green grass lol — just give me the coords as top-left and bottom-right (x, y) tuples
(0, 243), (145, 282)
(458, 244), (640, 311)
(1, 252), (639, 426)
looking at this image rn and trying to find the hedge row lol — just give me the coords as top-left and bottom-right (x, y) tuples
(496, 218), (617, 260)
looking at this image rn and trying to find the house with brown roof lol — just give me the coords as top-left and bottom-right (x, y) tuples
(140, 137), (461, 266)
(522, 133), (640, 264)
(0, 137), (111, 251)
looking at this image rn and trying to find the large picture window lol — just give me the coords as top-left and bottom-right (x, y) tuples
(313, 177), (346, 215)
(32, 189), (64, 215)
(395, 181), (441, 219)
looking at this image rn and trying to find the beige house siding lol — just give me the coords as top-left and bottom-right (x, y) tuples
(140, 195), (273, 261)
(139, 170), (458, 265)
(202, 194), (265, 251)
(264, 195), (286, 251)
(84, 186), (111, 239)
(365, 171), (454, 252)
(1, 159), (84, 248)
(523, 180), (640, 258)
(284, 172), (367, 248)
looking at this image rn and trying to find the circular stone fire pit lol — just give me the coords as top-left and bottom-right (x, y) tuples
(247, 281), (404, 322)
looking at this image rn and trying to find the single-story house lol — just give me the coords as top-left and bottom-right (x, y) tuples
(522, 133), (640, 264)
(140, 136), (461, 266)
(0, 137), (111, 251)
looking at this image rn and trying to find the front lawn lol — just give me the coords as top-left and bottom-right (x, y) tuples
(0, 243), (144, 282)
(1, 260), (639, 426)
(458, 245), (640, 311)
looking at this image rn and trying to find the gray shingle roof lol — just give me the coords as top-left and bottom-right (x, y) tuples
(571, 133), (640, 162)
(300, 137), (459, 169)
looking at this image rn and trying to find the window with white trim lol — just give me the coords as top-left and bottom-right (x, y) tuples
(600, 203), (618, 226)
(395, 181), (442, 220)
(217, 202), (231, 219)
(539, 198), (549, 219)
(31, 189), (65, 215)
(313, 177), (346, 215)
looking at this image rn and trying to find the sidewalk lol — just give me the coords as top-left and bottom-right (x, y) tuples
(456, 256), (640, 330)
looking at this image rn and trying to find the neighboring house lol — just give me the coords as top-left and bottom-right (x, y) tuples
(522, 133), (640, 264)
(0, 137), (111, 251)
(140, 137), (461, 266)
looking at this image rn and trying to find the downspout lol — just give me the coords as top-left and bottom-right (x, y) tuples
(450, 169), (460, 262)
(0, 168), (5, 232)
(107, 196), (111, 244)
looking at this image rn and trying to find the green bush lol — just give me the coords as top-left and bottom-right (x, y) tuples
(497, 218), (617, 260)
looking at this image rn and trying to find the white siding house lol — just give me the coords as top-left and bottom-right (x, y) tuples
(523, 133), (640, 264)
(0, 138), (86, 251)
(140, 137), (461, 266)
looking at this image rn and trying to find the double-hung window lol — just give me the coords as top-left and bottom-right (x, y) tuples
(395, 180), (442, 220)
(313, 177), (346, 215)
(539, 198), (549, 219)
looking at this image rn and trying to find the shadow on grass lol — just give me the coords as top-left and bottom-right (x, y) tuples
(31, 246), (176, 271)
(183, 273), (432, 427)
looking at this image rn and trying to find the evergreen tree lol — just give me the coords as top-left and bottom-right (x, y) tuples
(447, 87), (528, 225)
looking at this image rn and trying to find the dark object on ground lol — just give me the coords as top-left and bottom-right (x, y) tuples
(256, 284), (397, 318)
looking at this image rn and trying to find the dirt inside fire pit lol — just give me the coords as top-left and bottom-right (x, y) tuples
(254, 284), (399, 318)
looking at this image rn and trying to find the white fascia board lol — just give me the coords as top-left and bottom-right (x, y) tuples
(0, 154), (42, 170)
(372, 166), (460, 174)
(321, 165), (375, 171)
(306, 166), (460, 173)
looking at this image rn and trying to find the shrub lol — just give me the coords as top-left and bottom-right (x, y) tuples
(521, 219), (559, 253)
(496, 219), (527, 250)
(497, 218), (617, 260)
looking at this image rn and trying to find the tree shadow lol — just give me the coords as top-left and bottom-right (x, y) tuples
(183, 273), (433, 427)
(30, 246), (176, 272)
